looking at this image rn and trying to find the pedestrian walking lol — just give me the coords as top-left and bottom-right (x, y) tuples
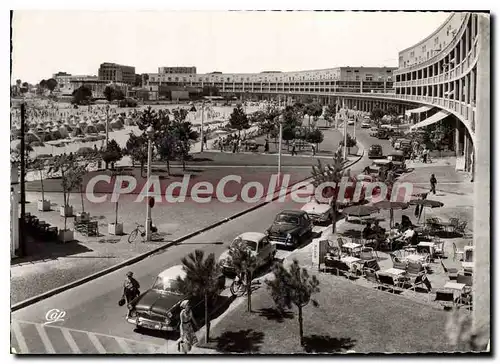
(121, 272), (140, 318)
(291, 143), (296, 156)
(422, 148), (428, 163)
(264, 139), (269, 153)
(430, 173), (437, 194)
(177, 300), (198, 354)
(311, 144), (316, 156)
(203, 135), (207, 149)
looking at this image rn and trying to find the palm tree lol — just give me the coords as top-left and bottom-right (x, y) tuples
(176, 250), (222, 343)
(265, 260), (320, 346)
(310, 151), (346, 233)
(228, 238), (258, 312)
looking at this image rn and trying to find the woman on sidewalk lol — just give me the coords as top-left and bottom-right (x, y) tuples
(177, 300), (198, 354)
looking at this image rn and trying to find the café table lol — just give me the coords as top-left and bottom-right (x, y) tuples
(461, 261), (474, 270)
(405, 254), (427, 263)
(340, 256), (362, 275)
(382, 268), (406, 276)
(417, 241), (436, 255)
(342, 242), (362, 256)
(444, 281), (466, 306)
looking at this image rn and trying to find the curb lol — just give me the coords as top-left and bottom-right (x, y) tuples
(12, 147), (365, 312)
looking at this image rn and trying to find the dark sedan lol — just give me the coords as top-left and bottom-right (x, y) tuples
(127, 265), (225, 331)
(368, 144), (384, 159)
(266, 210), (313, 248)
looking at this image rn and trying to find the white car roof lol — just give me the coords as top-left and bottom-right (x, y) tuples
(235, 232), (267, 242)
(301, 201), (330, 214)
(157, 265), (186, 281)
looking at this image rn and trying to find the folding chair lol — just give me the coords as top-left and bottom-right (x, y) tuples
(440, 259), (458, 280)
(453, 242), (465, 261)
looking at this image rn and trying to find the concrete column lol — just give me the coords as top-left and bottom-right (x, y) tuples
(464, 74), (469, 105)
(471, 14), (490, 348)
(455, 120), (461, 156)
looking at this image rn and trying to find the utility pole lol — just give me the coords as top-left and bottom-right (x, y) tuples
(19, 103), (26, 257)
(342, 99), (347, 160)
(200, 101), (205, 152)
(105, 104), (109, 149)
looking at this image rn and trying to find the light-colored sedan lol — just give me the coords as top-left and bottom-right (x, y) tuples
(301, 198), (332, 225)
(218, 232), (276, 276)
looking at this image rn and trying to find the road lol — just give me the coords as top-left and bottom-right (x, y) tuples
(11, 128), (394, 354)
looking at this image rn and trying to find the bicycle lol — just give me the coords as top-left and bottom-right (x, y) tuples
(230, 274), (248, 297)
(128, 223), (146, 243)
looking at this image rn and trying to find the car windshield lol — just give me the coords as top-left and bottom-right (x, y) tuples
(275, 213), (299, 225)
(152, 277), (182, 294)
(232, 239), (257, 251)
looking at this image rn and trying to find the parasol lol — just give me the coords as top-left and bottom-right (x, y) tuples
(372, 201), (409, 228)
(342, 205), (379, 220)
(409, 199), (444, 222)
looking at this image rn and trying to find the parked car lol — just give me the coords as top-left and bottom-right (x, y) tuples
(127, 265), (225, 331)
(368, 144), (384, 159)
(394, 138), (411, 150)
(376, 130), (390, 139)
(369, 127), (379, 137)
(361, 121), (371, 128)
(218, 232), (276, 276)
(301, 198), (333, 225)
(266, 210), (313, 248)
(387, 151), (407, 172)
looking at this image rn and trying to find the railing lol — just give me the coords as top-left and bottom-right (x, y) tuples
(395, 13), (471, 74)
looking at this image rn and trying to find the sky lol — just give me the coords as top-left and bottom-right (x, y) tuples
(11, 11), (450, 84)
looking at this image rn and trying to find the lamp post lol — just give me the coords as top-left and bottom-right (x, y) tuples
(353, 105), (357, 141)
(200, 101), (206, 152)
(278, 113), (284, 179)
(105, 104), (110, 149)
(145, 125), (154, 241)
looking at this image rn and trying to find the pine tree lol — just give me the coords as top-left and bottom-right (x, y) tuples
(265, 260), (320, 346)
(175, 250), (222, 343)
(310, 152), (345, 233)
(228, 238), (258, 312)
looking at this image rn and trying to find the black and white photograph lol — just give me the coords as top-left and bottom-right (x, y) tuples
(7, 7), (491, 355)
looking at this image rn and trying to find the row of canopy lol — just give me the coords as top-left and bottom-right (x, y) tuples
(405, 105), (451, 132)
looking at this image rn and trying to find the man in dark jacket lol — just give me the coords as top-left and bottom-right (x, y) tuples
(430, 174), (437, 194)
(123, 272), (140, 317)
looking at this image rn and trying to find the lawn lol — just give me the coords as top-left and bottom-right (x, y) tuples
(200, 274), (455, 354)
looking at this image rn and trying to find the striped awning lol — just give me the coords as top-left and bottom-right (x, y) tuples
(405, 105), (433, 116)
(410, 110), (451, 131)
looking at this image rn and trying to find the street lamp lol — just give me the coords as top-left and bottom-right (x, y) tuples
(353, 105), (357, 141)
(105, 104), (110, 149)
(199, 101), (206, 152)
(277, 113), (284, 179)
(145, 125), (154, 241)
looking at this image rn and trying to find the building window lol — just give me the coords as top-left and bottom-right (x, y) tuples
(365, 74), (373, 81)
(410, 51), (415, 58)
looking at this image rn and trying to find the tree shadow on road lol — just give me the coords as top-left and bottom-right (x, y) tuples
(212, 329), (265, 353)
(302, 335), (356, 353)
(257, 307), (294, 323)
